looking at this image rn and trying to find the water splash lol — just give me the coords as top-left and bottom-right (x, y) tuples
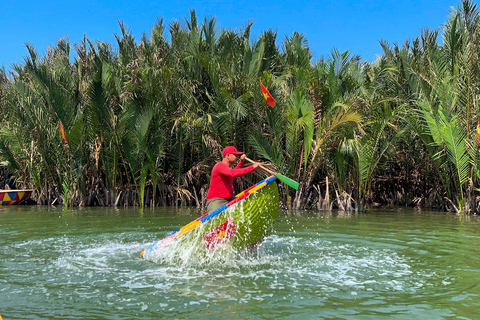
(3, 221), (458, 319)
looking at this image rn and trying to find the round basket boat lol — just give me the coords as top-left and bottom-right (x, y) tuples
(0, 189), (33, 205)
(141, 176), (279, 259)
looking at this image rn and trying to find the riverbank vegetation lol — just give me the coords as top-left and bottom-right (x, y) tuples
(2, 0), (480, 213)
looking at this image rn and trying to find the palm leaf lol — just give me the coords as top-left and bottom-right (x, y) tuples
(0, 128), (22, 171)
(441, 117), (469, 191)
(248, 132), (284, 168)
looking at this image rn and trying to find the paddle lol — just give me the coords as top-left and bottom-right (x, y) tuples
(245, 157), (299, 190)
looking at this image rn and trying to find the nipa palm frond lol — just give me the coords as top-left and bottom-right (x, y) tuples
(248, 132), (284, 168)
(0, 129), (22, 171)
(441, 117), (469, 190)
(0, 127), (28, 170)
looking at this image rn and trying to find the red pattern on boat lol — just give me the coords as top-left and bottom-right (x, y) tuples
(202, 215), (237, 251)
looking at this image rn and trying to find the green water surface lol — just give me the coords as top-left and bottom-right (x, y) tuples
(1, 206), (479, 319)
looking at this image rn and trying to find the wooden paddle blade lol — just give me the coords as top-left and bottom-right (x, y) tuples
(275, 173), (299, 190)
(244, 156), (299, 190)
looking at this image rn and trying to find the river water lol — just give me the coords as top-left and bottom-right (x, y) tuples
(1, 206), (479, 319)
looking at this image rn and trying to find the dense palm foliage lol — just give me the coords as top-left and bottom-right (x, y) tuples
(3, 1), (480, 213)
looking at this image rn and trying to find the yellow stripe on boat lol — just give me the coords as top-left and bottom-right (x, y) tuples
(248, 181), (267, 195)
(175, 220), (202, 238)
(235, 190), (246, 198)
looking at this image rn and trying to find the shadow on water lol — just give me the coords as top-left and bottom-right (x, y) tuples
(1, 206), (480, 319)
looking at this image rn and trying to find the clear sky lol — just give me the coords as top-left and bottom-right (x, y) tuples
(1, 0), (461, 71)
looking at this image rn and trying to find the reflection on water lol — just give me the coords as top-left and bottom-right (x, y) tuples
(1, 207), (480, 319)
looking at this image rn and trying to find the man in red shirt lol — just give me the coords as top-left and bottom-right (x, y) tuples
(206, 146), (261, 213)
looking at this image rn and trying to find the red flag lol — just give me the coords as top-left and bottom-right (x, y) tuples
(260, 80), (276, 107)
(477, 118), (480, 145)
(59, 120), (67, 145)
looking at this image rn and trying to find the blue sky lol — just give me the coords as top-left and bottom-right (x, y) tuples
(1, 0), (460, 71)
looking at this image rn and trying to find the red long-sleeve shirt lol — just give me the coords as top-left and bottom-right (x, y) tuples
(206, 160), (254, 200)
